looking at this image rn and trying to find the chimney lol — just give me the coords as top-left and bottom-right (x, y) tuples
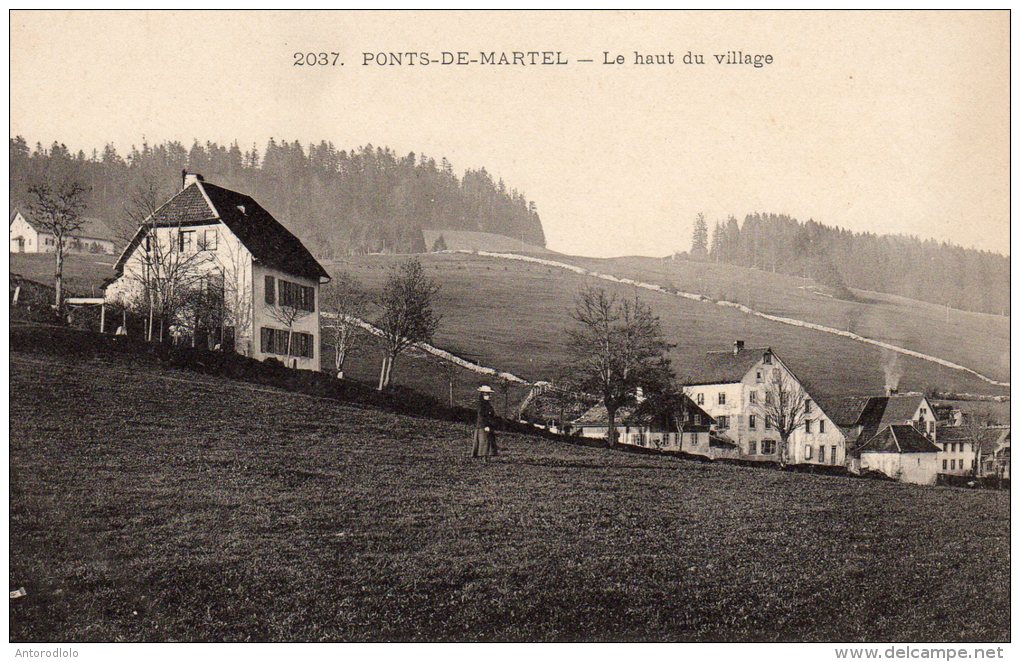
(733, 340), (744, 355)
(182, 170), (204, 189)
(886, 385), (899, 396)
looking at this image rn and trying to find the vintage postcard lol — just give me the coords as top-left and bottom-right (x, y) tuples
(7, 9), (1011, 653)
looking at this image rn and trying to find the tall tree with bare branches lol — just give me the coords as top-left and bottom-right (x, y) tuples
(374, 258), (441, 390)
(321, 271), (370, 378)
(752, 367), (810, 466)
(27, 178), (90, 312)
(121, 173), (212, 342)
(565, 286), (669, 447)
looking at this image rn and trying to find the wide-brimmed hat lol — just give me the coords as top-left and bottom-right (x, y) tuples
(478, 385), (494, 393)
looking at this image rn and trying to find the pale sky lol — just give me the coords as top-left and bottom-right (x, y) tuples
(9, 10), (1010, 257)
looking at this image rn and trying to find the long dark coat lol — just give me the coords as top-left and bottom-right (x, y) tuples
(471, 396), (498, 457)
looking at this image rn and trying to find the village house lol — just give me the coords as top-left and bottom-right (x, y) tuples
(9, 208), (115, 254)
(829, 392), (940, 476)
(571, 392), (737, 458)
(104, 173), (330, 371)
(936, 425), (1011, 478)
(683, 341), (847, 465)
(854, 424), (942, 485)
(980, 427), (1010, 480)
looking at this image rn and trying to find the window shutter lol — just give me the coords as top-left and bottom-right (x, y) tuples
(265, 276), (276, 304)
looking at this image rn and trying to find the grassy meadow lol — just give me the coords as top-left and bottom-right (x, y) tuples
(9, 348), (1010, 642)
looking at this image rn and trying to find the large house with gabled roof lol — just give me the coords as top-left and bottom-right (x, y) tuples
(683, 341), (847, 465)
(104, 173), (330, 371)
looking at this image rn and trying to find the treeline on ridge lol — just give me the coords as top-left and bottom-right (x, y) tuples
(9, 137), (546, 257)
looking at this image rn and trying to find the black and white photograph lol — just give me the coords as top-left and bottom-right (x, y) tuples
(6, 8), (1012, 654)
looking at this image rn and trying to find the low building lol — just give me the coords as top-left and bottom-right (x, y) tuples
(855, 424), (942, 485)
(10, 208), (115, 254)
(939, 425), (1011, 477)
(830, 393), (939, 460)
(571, 395), (728, 457)
(104, 173), (330, 371)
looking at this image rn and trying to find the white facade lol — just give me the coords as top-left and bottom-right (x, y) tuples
(860, 451), (939, 486)
(686, 352), (847, 466)
(9, 210), (114, 254)
(103, 178), (324, 372)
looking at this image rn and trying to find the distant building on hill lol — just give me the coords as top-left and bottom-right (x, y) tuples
(683, 341), (847, 466)
(9, 208), (115, 255)
(103, 173), (330, 371)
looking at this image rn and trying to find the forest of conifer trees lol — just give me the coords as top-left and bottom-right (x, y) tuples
(685, 212), (1009, 316)
(9, 137), (546, 257)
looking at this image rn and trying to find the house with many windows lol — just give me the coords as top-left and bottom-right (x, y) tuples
(104, 173), (330, 371)
(683, 341), (846, 465)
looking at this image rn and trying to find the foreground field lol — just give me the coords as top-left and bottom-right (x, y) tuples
(10, 350), (1009, 642)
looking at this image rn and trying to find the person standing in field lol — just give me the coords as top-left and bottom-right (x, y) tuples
(472, 385), (498, 462)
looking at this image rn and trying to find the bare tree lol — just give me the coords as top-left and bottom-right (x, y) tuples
(321, 271), (370, 378)
(121, 175), (212, 342)
(565, 286), (670, 447)
(436, 359), (460, 407)
(214, 239), (253, 355)
(27, 178), (90, 312)
(374, 258), (441, 390)
(958, 407), (994, 478)
(266, 297), (312, 366)
(752, 367), (810, 466)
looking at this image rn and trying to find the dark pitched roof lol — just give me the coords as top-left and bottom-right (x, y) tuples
(938, 425), (1011, 453)
(834, 394), (932, 451)
(573, 403), (637, 427)
(879, 395), (926, 429)
(113, 181), (329, 282)
(573, 396), (714, 432)
(857, 424), (941, 454)
(829, 396), (874, 427)
(684, 347), (771, 385)
(11, 208), (114, 241)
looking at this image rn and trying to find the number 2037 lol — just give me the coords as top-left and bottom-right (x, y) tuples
(293, 52), (342, 66)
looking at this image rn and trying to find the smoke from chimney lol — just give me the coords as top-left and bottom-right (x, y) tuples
(882, 349), (902, 395)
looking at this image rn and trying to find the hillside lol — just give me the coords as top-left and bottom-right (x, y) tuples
(9, 347), (1010, 641)
(326, 253), (1009, 403)
(12, 251), (1010, 413)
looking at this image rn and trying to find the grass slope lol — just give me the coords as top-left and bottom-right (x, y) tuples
(326, 254), (1008, 403)
(9, 351), (1009, 642)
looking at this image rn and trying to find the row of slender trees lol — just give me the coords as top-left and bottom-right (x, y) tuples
(10, 136), (546, 257)
(686, 212), (1009, 315)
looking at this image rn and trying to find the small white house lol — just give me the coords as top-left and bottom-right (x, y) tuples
(10, 208), (115, 254)
(855, 424), (941, 485)
(104, 173), (331, 371)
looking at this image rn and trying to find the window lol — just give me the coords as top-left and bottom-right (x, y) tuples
(943, 459), (947, 471)
(717, 415), (728, 429)
(748, 440), (757, 455)
(696, 393), (704, 405)
(755, 370), (763, 383)
(805, 445), (813, 460)
(805, 399), (812, 414)
(178, 230), (195, 253)
(805, 420), (812, 434)
(265, 276), (276, 304)
(763, 352), (773, 365)
(749, 391), (757, 405)
(929, 421), (935, 434)
(260, 327), (315, 358)
(749, 414), (757, 430)
(950, 459), (956, 470)
(765, 392), (773, 405)
(279, 279), (316, 312)
(718, 392), (726, 405)
(202, 228), (218, 251)
(693, 414), (701, 426)
(762, 439), (776, 454)
(830, 446), (837, 465)
(765, 416), (773, 430)
(818, 419), (825, 433)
